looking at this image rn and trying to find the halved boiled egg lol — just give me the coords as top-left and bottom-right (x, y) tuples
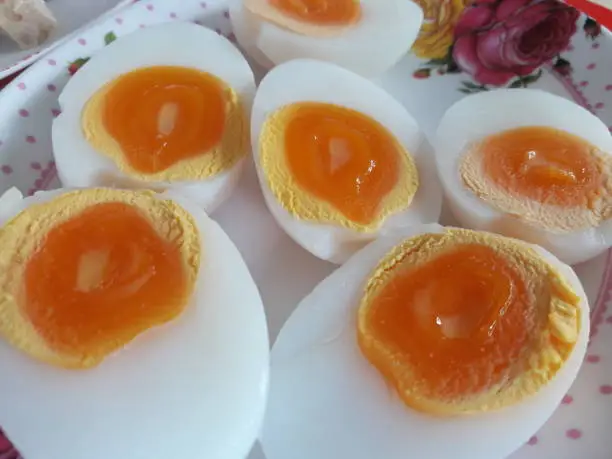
(251, 59), (442, 263)
(261, 224), (589, 459)
(52, 22), (256, 213)
(0, 187), (269, 459)
(434, 88), (612, 265)
(230, 0), (424, 78)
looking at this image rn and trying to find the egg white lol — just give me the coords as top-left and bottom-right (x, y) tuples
(229, 0), (275, 70)
(434, 88), (612, 265)
(0, 187), (269, 459)
(52, 22), (256, 214)
(260, 223), (590, 459)
(251, 59), (442, 264)
(230, 0), (424, 79)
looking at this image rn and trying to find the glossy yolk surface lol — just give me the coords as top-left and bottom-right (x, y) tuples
(270, 0), (361, 25)
(479, 126), (604, 207)
(365, 243), (533, 398)
(102, 66), (228, 174)
(23, 202), (189, 358)
(283, 102), (403, 224)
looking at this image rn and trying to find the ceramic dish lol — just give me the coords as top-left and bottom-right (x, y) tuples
(0, 0), (611, 458)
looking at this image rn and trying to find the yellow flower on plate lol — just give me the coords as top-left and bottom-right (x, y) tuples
(412, 0), (471, 59)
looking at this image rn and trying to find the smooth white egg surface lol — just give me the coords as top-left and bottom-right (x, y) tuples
(434, 88), (612, 265)
(0, 187), (269, 459)
(230, 0), (423, 78)
(260, 223), (589, 459)
(251, 59), (442, 264)
(52, 22), (256, 214)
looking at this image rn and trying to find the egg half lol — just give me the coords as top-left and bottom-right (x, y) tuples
(434, 88), (612, 265)
(230, 0), (424, 78)
(261, 224), (589, 459)
(52, 22), (256, 213)
(0, 187), (269, 459)
(251, 59), (442, 263)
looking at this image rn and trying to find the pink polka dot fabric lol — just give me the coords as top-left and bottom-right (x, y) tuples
(0, 1), (610, 459)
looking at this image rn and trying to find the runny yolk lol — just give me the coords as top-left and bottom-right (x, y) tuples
(23, 202), (190, 359)
(477, 126), (604, 207)
(283, 102), (403, 224)
(270, 0), (361, 25)
(364, 243), (532, 399)
(101, 66), (229, 174)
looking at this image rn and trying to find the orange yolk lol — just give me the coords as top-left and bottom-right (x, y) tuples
(101, 66), (228, 174)
(478, 126), (604, 207)
(270, 0), (361, 25)
(363, 243), (533, 399)
(283, 103), (403, 224)
(23, 202), (190, 359)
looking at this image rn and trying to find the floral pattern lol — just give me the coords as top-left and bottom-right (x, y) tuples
(412, 0), (472, 59)
(0, 429), (18, 459)
(68, 31), (117, 75)
(412, 0), (603, 92)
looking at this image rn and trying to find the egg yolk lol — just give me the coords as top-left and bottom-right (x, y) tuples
(282, 102), (405, 224)
(476, 126), (604, 207)
(22, 201), (192, 364)
(269, 0), (361, 26)
(97, 66), (230, 174)
(365, 243), (531, 397)
(358, 230), (581, 414)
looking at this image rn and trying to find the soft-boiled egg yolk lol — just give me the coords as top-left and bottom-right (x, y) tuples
(461, 126), (612, 231)
(82, 66), (246, 181)
(260, 102), (419, 230)
(0, 189), (200, 369)
(357, 229), (581, 415)
(243, 0), (361, 37)
(269, 0), (361, 26)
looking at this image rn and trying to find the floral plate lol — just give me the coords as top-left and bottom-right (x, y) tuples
(0, 0), (611, 458)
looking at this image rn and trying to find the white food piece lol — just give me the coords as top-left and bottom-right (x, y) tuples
(0, 187), (270, 459)
(434, 88), (612, 265)
(251, 59), (443, 264)
(230, 0), (424, 79)
(52, 22), (257, 214)
(261, 223), (590, 459)
(0, 0), (56, 49)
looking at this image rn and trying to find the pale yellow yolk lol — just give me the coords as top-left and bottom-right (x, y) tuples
(478, 126), (604, 207)
(460, 126), (612, 232)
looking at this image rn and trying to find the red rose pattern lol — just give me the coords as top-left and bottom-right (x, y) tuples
(0, 430), (18, 459)
(452, 0), (579, 85)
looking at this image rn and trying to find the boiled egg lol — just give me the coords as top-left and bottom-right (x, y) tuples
(52, 22), (256, 214)
(251, 59), (442, 263)
(261, 224), (589, 459)
(0, 187), (269, 459)
(434, 88), (612, 265)
(229, 0), (424, 78)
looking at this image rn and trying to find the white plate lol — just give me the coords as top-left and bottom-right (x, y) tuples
(0, 0), (133, 80)
(0, 0), (611, 458)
